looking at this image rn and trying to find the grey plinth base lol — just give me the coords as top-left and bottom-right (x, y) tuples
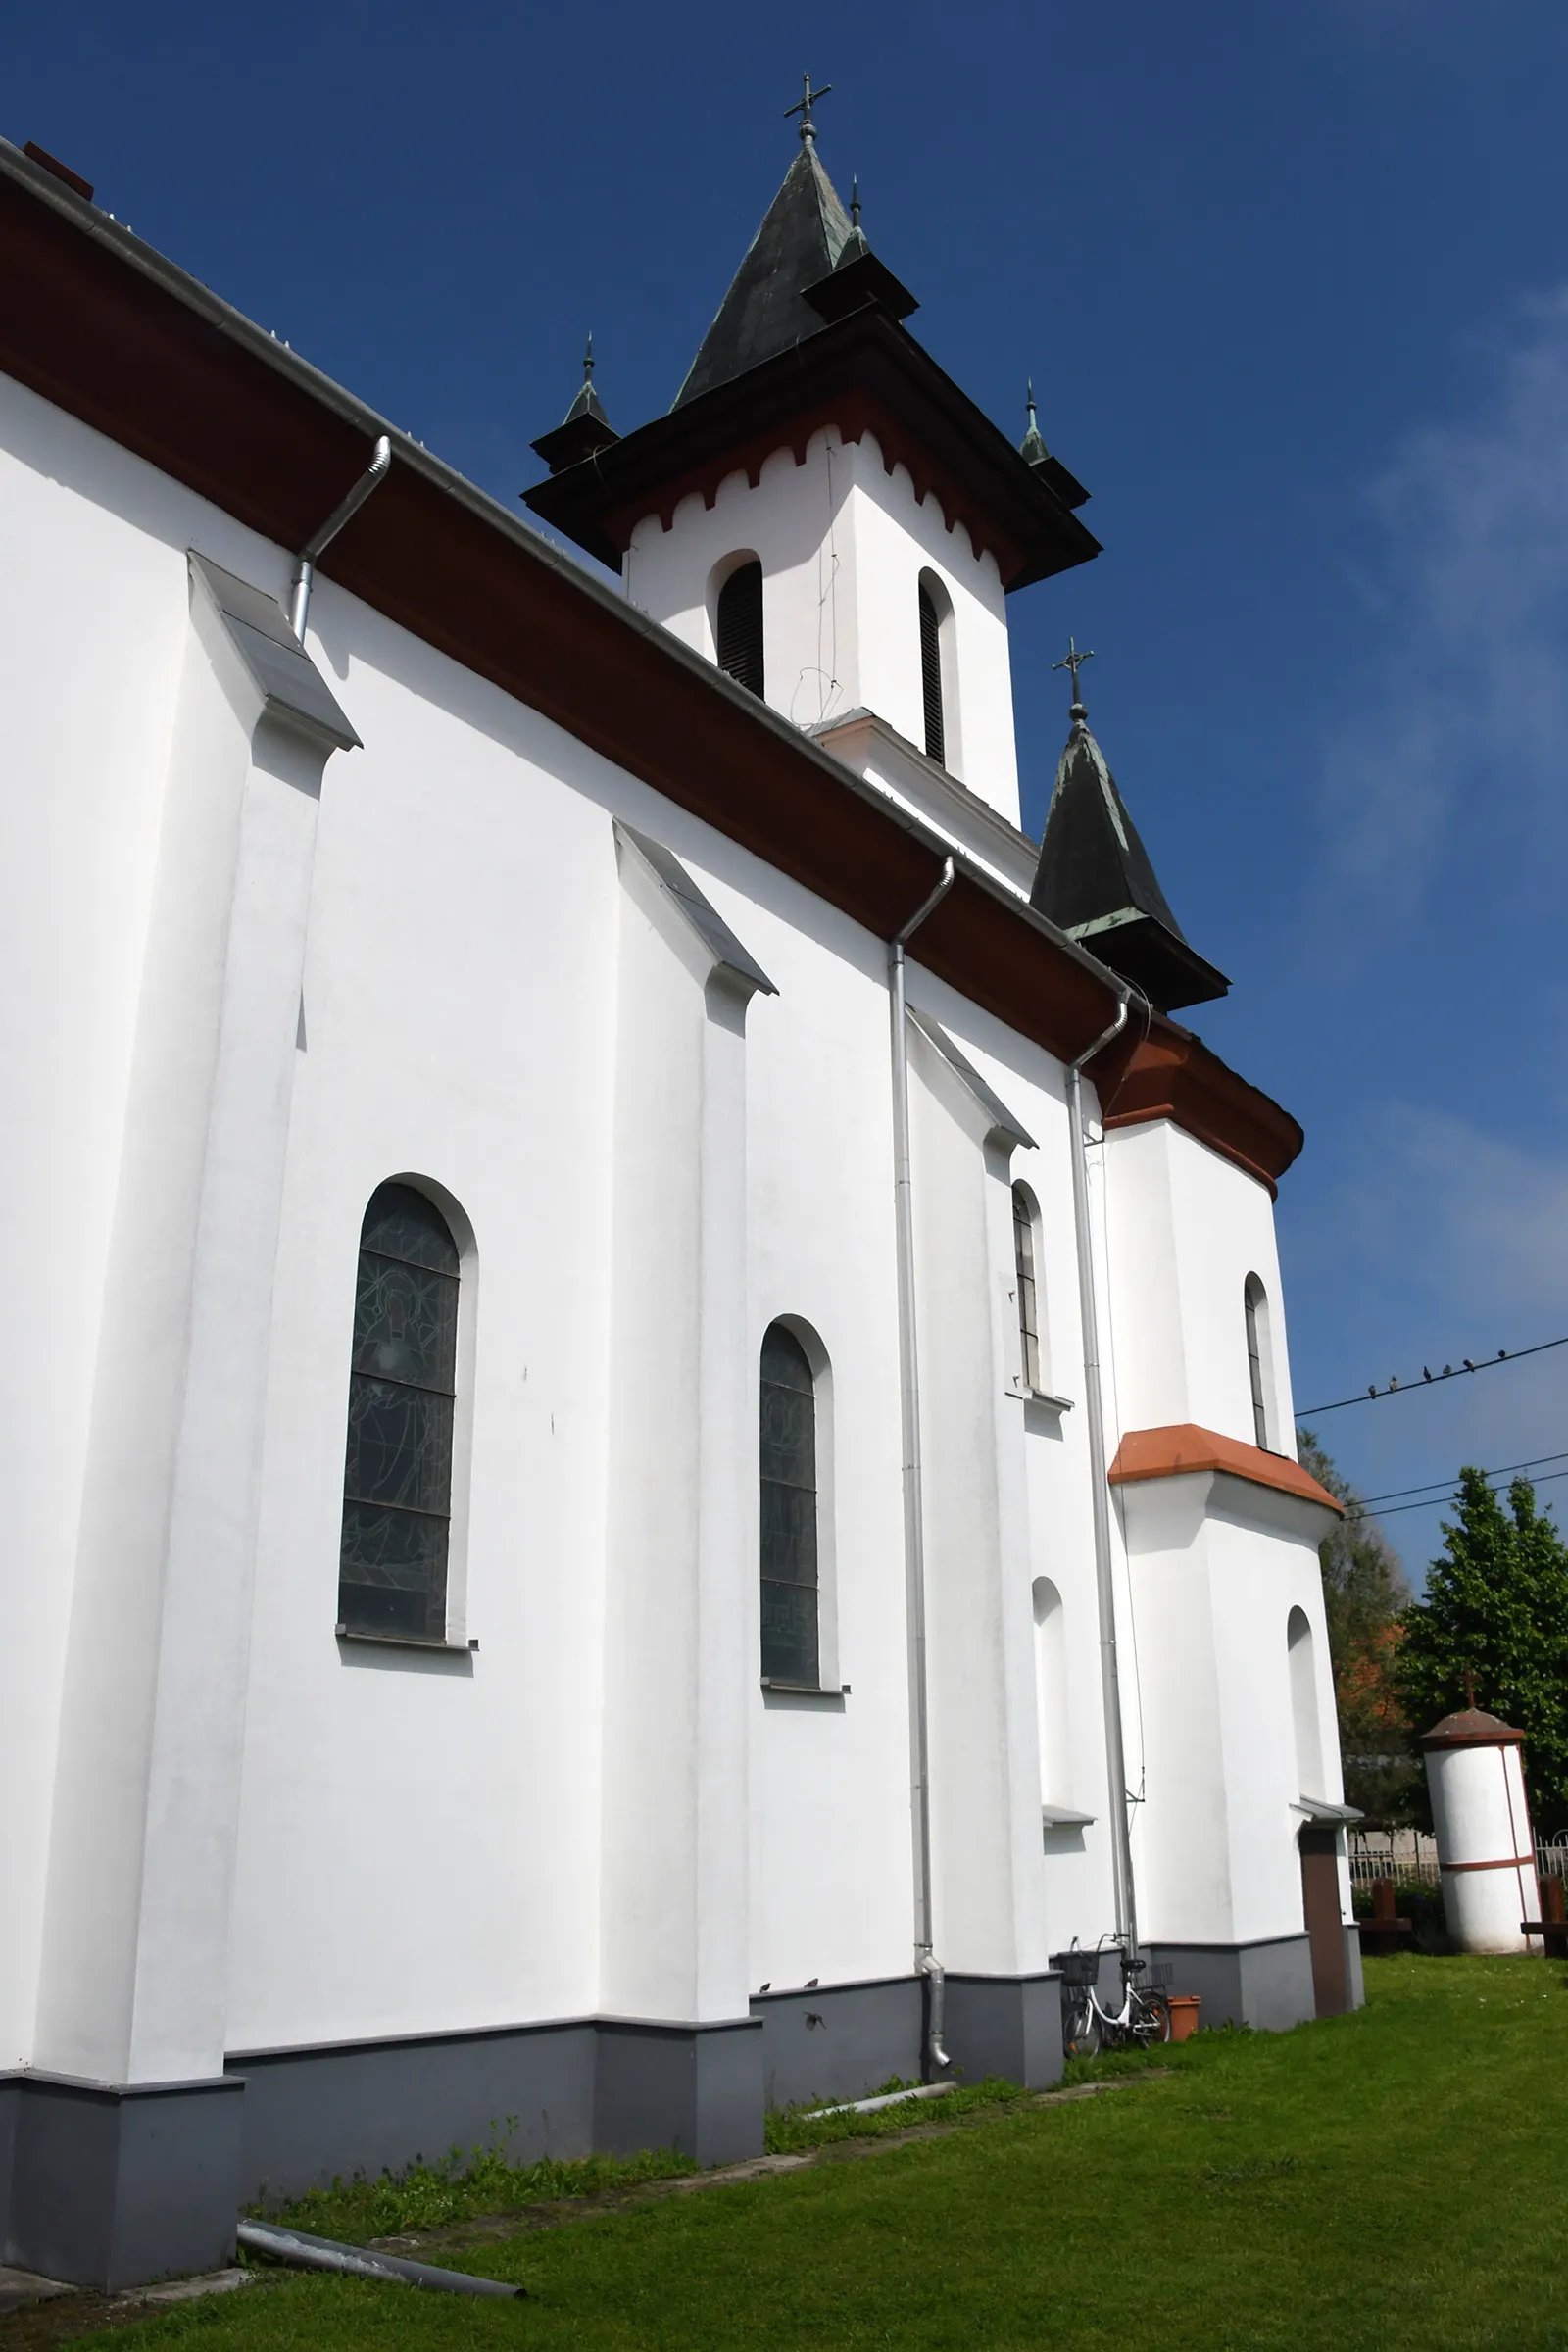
(594, 2018), (762, 2168)
(1145, 1934), (1317, 2032)
(233, 2018), (599, 2202)
(234, 2012), (764, 2206)
(3, 1970), (1068, 2289)
(944, 1973), (1063, 2088)
(1342, 1925), (1366, 2012)
(0, 2071), (243, 2292)
(751, 1969), (1062, 2109)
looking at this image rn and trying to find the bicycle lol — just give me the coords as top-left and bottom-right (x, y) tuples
(1056, 1937), (1173, 2058)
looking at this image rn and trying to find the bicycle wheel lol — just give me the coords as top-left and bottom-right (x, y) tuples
(1132, 1989), (1171, 2045)
(1062, 1990), (1102, 2060)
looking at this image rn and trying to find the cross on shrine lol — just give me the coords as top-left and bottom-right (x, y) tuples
(785, 74), (833, 144)
(1053, 636), (1095, 710)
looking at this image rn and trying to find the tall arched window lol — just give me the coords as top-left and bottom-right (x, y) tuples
(338, 1182), (461, 1641)
(1012, 1182), (1042, 1393)
(1244, 1273), (1272, 1450)
(760, 1322), (818, 1686)
(1288, 1604), (1324, 1795)
(917, 576), (946, 765)
(715, 559), (764, 699)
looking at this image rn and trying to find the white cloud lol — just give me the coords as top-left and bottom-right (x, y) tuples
(1318, 286), (1568, 924)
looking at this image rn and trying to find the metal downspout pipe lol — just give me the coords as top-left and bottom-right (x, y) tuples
(1066, 991), (1139, 1955)
(889, 856), (956, 2075)
(289, 434), (393, 642)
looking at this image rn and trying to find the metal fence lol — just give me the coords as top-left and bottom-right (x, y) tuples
(1348, 1828), (1568, 1887)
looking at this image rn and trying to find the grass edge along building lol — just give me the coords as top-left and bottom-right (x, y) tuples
(0, 112), (1353, 2292)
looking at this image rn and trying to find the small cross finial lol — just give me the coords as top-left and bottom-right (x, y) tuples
(851, 174), (861, 227)
(785, 73), (833, 144)
(1053, 634), (1096, 719)
(583, 332), (594, 383)
(1026, 378), (1039, 432)
(1463, 1667), (1477, 1710)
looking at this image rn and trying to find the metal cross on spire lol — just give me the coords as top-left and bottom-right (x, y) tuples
(1053, 635), (1095, 716)
(785, 73), (833, 144)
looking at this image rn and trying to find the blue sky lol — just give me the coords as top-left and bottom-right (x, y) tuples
(10, 0), (1568, 1581)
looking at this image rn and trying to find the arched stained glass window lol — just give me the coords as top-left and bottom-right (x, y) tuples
(1012, 1182), (1041, 1393)
(760, 1322), (818, 1687)
(716, 560), (764, 699)
(338, 1182), (461, 1641)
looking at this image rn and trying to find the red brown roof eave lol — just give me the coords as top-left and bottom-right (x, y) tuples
(1108, 1426), (1342, 1514)
(0, 144), (1302, 1189)
(1090, 1018), (1303, 1198)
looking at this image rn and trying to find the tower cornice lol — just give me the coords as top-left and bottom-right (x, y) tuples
(524, 304), (1100, 591)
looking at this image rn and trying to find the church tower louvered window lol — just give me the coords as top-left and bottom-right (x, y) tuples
(716, 560), (764, 698)
(338, 1182), (461, 1641)
(918, 578), (946, 766)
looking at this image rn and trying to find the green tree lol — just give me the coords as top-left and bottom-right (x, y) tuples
(1394, 1468), (1568, 1835)
(1298, 1431), (1417, 1821)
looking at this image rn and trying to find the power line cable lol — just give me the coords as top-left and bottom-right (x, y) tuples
(1347, 1462), (1568, 1523)
(1355, 1449), (1568, 1509)
(1298, 1332), (1568, 1417)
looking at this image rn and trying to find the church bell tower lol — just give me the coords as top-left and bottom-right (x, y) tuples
(524, 83), (1099, 830)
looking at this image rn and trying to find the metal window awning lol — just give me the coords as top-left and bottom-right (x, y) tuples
(1293, 1795), (1364, 1824)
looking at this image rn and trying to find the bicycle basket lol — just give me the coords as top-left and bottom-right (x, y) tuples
(1136, 1959), (1174, 1988)
(1052, 1947), (1103, 1987)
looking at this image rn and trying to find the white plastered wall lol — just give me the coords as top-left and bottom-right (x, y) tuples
(1103, 1119), (1298, 1453)
(624, 428), (1022, 824)
(2, 364), (1337, 2077)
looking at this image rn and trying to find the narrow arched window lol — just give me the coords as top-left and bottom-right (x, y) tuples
(339, 1182), (461, 1641)
(760, 1322), (818, 1687)
(1288, 1605), (1324, 1795)
(1245, 1273), (1271, 1449)
(1012, 1182), (1042, 1393)
(918, 578), (946, 765)
(716, 559), (764, 698)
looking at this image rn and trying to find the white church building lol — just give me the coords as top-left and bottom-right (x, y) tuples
(0, 114), (1356, 2289)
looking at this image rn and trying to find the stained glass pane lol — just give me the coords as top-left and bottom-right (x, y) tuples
(351, 1253), (458, 1395)
(761, 1577), (819, 1688)
(339, 1502), (450, 1639)
(338, 1182), (460, 1640)
(760, 1478), (816, 1586)
(360, 1182), (460, 1275)
(343, 1379), (454, 1514)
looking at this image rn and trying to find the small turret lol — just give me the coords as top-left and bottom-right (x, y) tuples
(1030, 644), (1228, 1011)
(1018, 382), (1089, 512)
(531, 335), (619, 476)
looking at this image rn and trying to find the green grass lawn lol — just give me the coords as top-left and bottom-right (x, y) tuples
(77, 1958), (1568, 2350)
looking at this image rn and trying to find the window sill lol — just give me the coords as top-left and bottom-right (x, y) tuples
(336, 1624), (479, 1653)
(1006, 1383), (1074, 1413)
(760, 1679), (850, 1699)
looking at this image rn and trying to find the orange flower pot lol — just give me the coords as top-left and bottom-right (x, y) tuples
(1167, 1994), (1201, 2041)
